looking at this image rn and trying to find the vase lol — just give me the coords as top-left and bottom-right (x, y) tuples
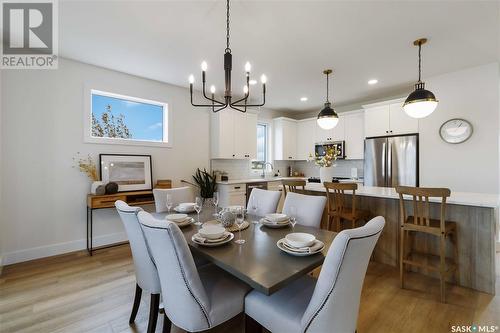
(319, 166), (335, 183)
(90, 181), (104, 194)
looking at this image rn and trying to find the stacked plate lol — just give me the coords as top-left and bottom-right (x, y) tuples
(277, 233), (325, 256)
(166, 213), (193, 227)
(192, 225), (234, 247)
(174, 202), (196, 213)
(260, 213), (290, 228)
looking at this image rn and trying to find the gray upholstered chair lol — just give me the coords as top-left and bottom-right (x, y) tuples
(153, 186), (194, 213)
(247, 188), (282, 216)
(245, 216), (385, 333)
(115, 200), (161, 333)
(282, 192), (327, 228)
(138, 211), (251, 333)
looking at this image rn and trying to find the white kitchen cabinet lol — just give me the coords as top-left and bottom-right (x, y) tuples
(211, 111), (257, 159)
(388, 103), (419, 135)
(234, 112), (257, 159)
(344, 112), (365, 160)
(296, 119), (316, 160)
(363, 99), (419, 137)
(218, 183), (246, 208)
(274, 118), (297, 160)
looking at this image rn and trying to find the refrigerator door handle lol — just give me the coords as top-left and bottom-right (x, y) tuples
(387, 140), (392, 187)
(382, 141), (386, 186)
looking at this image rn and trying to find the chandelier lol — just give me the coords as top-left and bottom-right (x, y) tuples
(188, 0), (267, 113)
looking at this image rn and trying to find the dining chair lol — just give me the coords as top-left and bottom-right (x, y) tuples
(153, 186), (194, 213)
(137, 211), (252, 333)
(115, 200), (162, 333)
(244, 216), (385, 333)
(281, 179), (306, 197)
(282, 192), (327, 228)
(324, 182), (371, 232)
(247, 188), (281, 216)
(395, 186), (459, 303)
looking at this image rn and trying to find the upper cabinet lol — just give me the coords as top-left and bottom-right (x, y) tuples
(296, 118), (316, 160)
(274, 118), (298, 160)
(211, 111), (257, 159)
(363, 99), (418, 137)
(344, 112), (364, 160)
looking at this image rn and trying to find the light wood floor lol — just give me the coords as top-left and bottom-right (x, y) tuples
(1, 245), (499, 333)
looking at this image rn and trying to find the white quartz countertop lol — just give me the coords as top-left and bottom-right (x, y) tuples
(303, 183), (500, 208)
(217, 177), (307, 185)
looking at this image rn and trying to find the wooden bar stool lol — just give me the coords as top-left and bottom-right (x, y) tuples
(281, 179), (306, 197)
(323, 182), (371, 232)
(395, 186), (459, 303)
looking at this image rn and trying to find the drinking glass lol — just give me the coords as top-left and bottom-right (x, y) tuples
(289, 206), (297, 231)
(234, 207), (246, 244)
(166, 194), (173, 214)
(250, 197), (259, 223)
(194, 197), (203, 226)
(212, 192), (219, 217)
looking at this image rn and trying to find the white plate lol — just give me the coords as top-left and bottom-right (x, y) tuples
(199, 225), (226, 240)
(265, 213), (289, 222)
(174, 205), (195, 213)
(285, 233), (316, 248)
(192, 233), (234, 247)
(276, 239), (325, 256)
(166, 213), (188, 222)
(259, 218), (290, 228)
(174, 218), (194, 228)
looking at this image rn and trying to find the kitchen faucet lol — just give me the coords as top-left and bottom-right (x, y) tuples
(260, 162), (274, 178)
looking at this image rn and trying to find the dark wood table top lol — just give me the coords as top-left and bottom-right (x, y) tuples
(155, 209), (337, 295)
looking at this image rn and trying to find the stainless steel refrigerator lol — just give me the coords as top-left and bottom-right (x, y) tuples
(363, 134), (418, 187)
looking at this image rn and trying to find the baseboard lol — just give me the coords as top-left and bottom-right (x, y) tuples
(2, 232), (127, 266)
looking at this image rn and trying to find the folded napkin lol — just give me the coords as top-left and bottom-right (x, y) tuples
(261, 217), (290, 225)
(193, 232), (229, 244)
(281, 239), (324, 254)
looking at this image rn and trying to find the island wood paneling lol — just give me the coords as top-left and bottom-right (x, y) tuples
(298, 189), (497, 294)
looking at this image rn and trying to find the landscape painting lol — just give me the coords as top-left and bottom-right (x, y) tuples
(99, 154), (152, 191)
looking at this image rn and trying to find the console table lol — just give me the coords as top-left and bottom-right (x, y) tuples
(86, 190), (156, 255)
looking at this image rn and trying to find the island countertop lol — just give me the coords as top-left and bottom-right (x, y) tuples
(303, 183), (500, 208)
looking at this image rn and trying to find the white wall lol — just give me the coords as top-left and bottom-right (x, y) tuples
(419, 63), (499, 193)
(1, 58), (210, 264)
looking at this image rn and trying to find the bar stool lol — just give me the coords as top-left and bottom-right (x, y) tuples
(324, 182), (371, 232)
(281, 179), (306, 197)
(395, 186), (459, 303)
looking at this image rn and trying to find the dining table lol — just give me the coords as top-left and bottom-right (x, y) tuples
(154, 208), (337, 295)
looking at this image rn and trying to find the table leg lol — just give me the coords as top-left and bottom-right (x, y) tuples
(87, 207), (93, 256)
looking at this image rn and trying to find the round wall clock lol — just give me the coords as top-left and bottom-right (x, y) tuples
(439, 118), (473, 144)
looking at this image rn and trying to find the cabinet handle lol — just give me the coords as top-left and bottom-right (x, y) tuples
(234, 186), (241, 189)
(232, 154), (235, 157)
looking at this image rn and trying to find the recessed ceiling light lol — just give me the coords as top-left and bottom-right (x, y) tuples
(368, 79), (378, 85)
(249, 79), (257, 85)
(300, 97), (308, 102)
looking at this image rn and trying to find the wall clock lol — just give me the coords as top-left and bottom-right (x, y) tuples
(439, 118), (473, 144)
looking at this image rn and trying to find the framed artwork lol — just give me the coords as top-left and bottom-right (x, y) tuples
(99, 154), (153, 192)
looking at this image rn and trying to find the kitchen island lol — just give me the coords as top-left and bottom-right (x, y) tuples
(298, 183), (499, 294)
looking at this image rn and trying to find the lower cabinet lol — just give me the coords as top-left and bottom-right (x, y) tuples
(218, 183), (246, 208)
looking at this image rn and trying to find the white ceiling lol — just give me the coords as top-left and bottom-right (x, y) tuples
(59, 0), (499, 112)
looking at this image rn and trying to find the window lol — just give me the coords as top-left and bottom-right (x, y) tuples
(85, 89), (170, 147)
(252, 123), (268, 170)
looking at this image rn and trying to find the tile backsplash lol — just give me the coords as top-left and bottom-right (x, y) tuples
(211, 158), (364, 180)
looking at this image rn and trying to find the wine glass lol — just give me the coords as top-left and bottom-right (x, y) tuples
(234, 207), (246, 244)
(289, 206), (297, 231)
(250, 197), (259, 223)
(212, 192), (219, 217)
(194, 197), (203, 226)
(166, 194), (173, 214)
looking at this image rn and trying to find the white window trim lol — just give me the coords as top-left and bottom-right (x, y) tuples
(251, 120), (271, 173)
(83, 86), (173, 148)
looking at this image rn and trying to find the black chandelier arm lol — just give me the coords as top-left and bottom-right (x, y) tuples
(229, 104), (247, 113)
(201, 80), (225, 105)
(212, 103), (230, 113)
(231, 85), (265, 108)
(190, 86), (224, 107)
(230, 74), (251, 105)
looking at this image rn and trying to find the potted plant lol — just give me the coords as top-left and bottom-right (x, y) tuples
(73, 153), (102, 194)
(191, 168), (217, 201)
(314, 145), (339, 183)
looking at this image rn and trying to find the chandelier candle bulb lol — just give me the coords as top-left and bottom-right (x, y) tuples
(261, 74), (267, 84)
(243, 85), (249, 94)
(210, 85), (216, 94)
(201, 61), (208, 71)
(189, 75), (195, 84)
(245, 62), (251, 72)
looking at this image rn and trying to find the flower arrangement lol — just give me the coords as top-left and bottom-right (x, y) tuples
(73, 153), (98, 181)
(314, 145), (339, 168)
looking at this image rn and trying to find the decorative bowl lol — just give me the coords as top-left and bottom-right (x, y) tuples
(265, 213), (289, 222)
(219, 210), (235, 228)
(285, 233), (316, 248)
(199, 225), (226, 240)
(166, 213), (188, 222)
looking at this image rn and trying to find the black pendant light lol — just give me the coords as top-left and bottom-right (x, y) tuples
(403, 38), (438, 118)
(317, 69), (339, 130)
(188, 0), (266, 113)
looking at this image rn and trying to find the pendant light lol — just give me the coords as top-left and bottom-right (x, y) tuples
(403, 38), (438, 118)
(317, 69), (339, 130)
